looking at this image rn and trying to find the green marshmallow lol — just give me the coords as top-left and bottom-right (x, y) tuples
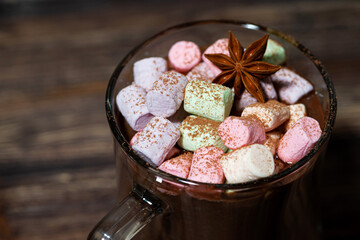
(184, 79), (234, 122)
(178, 115), (228, 152)
(263, 39), (286, 65)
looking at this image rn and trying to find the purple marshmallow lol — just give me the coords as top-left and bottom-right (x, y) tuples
(116, 84), (153, 131)
(146, 71), (188, 117)
(132, 117), (180, 166)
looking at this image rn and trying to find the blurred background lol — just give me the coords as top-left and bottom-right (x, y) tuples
(0, 0), (359, 239)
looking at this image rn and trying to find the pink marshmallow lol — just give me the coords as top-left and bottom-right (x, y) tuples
(132, 117), (180, 166)
(202, 38), (229, 76)
(218, 116), (266, 150)
(159, 152), (193, 179)
(116, 84), (154, 131)
(129, 132), (141, 146)
(168, 41), (201, 73)
(188, 146), (225, 184)
(186, 62), (215, 82)
(166, 147), (182, 160)
(277, 116), (322, 163)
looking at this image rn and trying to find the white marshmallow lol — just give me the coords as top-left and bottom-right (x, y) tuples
(241, 100), (290, 132)
(284, 103), (307, 131)
(270, 67), (313, 104)
(133, 57), (168, 92)
(202, 38), (229, 76)
(264, 131), (282, 156)
(146, 71), (188, 117)
(220, 144), (275, 184)
(116, 85), (153, 131)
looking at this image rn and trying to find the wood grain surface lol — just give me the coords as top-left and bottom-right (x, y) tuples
(0, 0), (359, 239)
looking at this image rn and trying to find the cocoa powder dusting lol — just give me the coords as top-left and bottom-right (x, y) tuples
(181, 115), (221, 141)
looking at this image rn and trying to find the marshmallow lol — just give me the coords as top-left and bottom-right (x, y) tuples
(263, 131), (282, 156)
(186, 62), (215, 83)
(146, 71), (188, 117)
(132, 117), (180, 166)
(233, 78), (278, 114)
(165, 147), (182, 160)
(133, 57), (168, 92)
(188, 146), (225, 184)
(270, 67), (314, 104)
(159, 152), (193, 179)
(168, 41), (201, 73)
(220, 144), (275, 184)
(284, 103), (307, 131)
(184, 79), (234, 122)
(233, 90), (258, 115)
(277, 116), (322, 163)
(202, 38), (229, 76)
(116, 84), (154, 131)
(178, 115), (227, 152)
(263, 39), (286, 65)
(218, 116), (266, 150)
(261, 77), (278, 100)
(129, 132), (141, 146)
(242, 100), (290, 132)
(130, 131), (181, 160)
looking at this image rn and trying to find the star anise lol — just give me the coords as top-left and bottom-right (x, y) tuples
(205, 31), (281, 102)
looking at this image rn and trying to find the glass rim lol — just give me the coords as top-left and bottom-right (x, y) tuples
(105, 19), (337, 190)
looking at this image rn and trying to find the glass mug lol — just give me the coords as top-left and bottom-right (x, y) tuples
(88, 20), (337, 240)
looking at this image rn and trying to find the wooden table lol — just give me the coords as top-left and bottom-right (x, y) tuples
(0, 0), (359, 239)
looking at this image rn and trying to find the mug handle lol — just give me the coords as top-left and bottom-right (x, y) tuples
(88, 184), (165, 240)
